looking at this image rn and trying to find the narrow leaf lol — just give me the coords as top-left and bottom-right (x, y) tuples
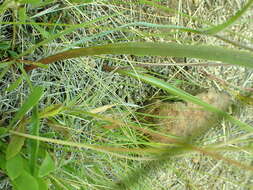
(37, 178), (49, 190)
(89, 104), (116, 113)
(8, 86), (44, 128)
(203, 0), (253, 34)
(25, 42), (253, 71)
(6, 75), (23, 92)
(29, 106), (40, 176)
(38, 152), (55, 177)
(39, 104), (63, 118)
(18, 7), (27, 22)
(18, 12), (120, 58)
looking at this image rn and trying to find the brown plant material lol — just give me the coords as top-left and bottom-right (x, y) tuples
(142, 90), (231, 142)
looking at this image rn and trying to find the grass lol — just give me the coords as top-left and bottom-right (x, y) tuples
(0, 0), (253, 189)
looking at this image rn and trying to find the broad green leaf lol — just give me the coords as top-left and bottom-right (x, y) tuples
(6, 122), (26, 160)
(38, 152), (55, 177)
(8, 86), (44, 128)
(14, 171), (39, 190)
(6, 154), (24, 180)
(6, 75), (23, 92)
(25, 42), (253, 71)
(37, 178), (49, 190)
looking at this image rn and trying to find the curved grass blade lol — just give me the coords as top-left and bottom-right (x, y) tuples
(6, 76), (23, 92)
(140, 0), (253, 35)
(117, 70), (253, 133)
(202, 0), (253, 34)
(51, 21), (253, 52)
(9, 130), (163, 159)
(7, 86), (44, 129)
(138, 0), (253, 50)
(25, 42), (253, 71)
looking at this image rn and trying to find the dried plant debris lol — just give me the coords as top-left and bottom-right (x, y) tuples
(142, 90), (232, 142)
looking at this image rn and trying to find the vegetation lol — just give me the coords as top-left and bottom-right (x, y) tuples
(0, 0), (253, 189)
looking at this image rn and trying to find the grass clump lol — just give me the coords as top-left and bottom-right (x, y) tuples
(0, 0), (253, 189)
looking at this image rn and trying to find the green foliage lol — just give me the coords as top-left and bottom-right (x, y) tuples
(38, 152), (55, 177)
(13, 171), (39, 190)
(25, 42), (253, 71)
(0, 0), (252, 189)
(29, 106), (40, 176)
(6, 76), (23, 92)
(6, 123), (26, 160)
(6, 154), (24, 180)
(7, 86), (44, 128)
(0, 41), (10, 50)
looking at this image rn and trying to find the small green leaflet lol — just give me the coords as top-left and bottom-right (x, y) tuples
(6, 122), (26, 160)
(6, 154), (24, 180)
(38, 152), (55, 177)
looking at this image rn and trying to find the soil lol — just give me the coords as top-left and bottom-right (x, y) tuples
(142, 90), (232, 142)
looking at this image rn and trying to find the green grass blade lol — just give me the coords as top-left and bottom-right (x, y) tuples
(38, 151), (55, 178)
(17, 12), (121, 58)
(29, 106), (40, 176)
(25, 42), (253, 71)
(117, 70), (253, 133)
(0, 21), (74, 27)
(8, 86), (44, 128)
(202, 0), (253, 34)
(140, 0), (253, 35)
(6, 76), (23, 92)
